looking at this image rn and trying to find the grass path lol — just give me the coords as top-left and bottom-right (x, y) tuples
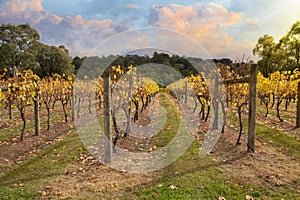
(226, 111), (300, 159)
(129, 93), (298, 199)
(0, 131), (83, 199)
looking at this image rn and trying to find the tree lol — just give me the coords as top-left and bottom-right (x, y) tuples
(36, 43), (74, 77)
(254, 21), (300, 75)
(72, 56), (85, 74)
(151, 51), (163, 64)
(0, 23), (40, 72)
(278, 21), (300, 71)
(253, 34), (277, 77)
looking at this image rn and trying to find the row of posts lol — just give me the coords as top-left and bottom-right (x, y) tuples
(30, 66), (300, 163)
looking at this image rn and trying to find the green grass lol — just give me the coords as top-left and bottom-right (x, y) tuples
(0, 132), (84, 199)
(256, 124), (300, 159)
(133, 142), (297, 199)
(227, 112), (300, 159)
(257, 106), (296, 121)
(151, 93), (181, 148)
(134, 156), (297, 199)
(129, 94), (298, 200)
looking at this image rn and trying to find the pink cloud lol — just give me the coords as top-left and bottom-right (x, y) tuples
(124, 4), (140, 9)
(1, 0), (43, 13)
(243, 18), (259, 32)
(0, 0), (127, 57)
(149, 3), (254, 59)
(0, 0), (256, 59)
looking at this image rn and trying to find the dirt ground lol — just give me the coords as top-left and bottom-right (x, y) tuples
(211, 108), (300, 192)
(0, 121), (74, 173)
(42, 126), (300, 199)
(38, 97), (161, 199)
(0, 96), (299, 199)
(256, 111), (299, 139)
(42, 97), (300, 199)
(213, 126), (300, 192)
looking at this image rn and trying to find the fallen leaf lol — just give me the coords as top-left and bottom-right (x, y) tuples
(45, 185), (51, 190)
(169, 185), (178, 190)
(87, 156), (94, 160)
(275, 180), (283, 186)
(245, 195), (254, 200)
(39, 190), (47, 196)
(92, 174), (97, 179)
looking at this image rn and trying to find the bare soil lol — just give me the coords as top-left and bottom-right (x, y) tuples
(0, 121), (74, 173)
(213, 125), (300, 192)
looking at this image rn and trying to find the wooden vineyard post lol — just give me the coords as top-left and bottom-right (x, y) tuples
(126, 75), (132, 136)
(248, 64), (258, 153)
(184, 79), (188, 105)
(34, 83), (40, 136)
(212, 73), (219, 129)
(71, 83), (75, 121)
(296, 82), (300, 128)
(104, 74), (112, 163)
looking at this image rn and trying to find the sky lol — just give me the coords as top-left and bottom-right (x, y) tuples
(0, 0), (299, 60)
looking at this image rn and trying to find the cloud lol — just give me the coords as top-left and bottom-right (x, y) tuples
(0, 0), (61, 26)
(3, 0), (288, 60)
(148, 3), (254, 59)
(124, 4), (140, 9)
(3, 0), (44, 12)
(149, 3), (242, 29)
(242, 18), (258, 32)
(0, 0), (128, 57)
(228, 0), (300, 40)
